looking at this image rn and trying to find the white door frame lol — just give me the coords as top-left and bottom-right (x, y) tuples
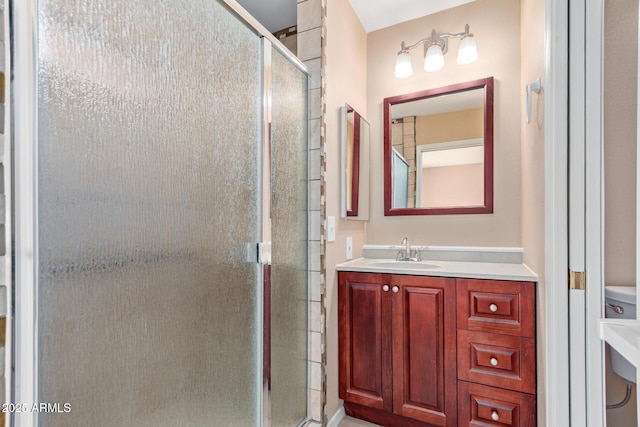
(584, 0), (607, 424)
(568, 0), (588, 422)
(544, 0), (571, 424)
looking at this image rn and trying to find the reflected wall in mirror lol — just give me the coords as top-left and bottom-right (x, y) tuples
(384, 77), (494, 215)
(341, 104), (370, 220)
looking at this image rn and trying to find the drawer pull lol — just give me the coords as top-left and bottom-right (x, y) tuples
(392, 286), (399, 293)
(489, 303), (498, 312)
(491, 410), (499, 421)
(490, 357), (499, 367)
(383, 285), (389, 292)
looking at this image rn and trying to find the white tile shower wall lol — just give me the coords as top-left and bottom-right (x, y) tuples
(298, 0), (326, 423)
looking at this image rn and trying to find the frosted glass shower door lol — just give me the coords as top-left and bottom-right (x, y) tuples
(35, 0), (263, 426)
(269, 47), (309, 426)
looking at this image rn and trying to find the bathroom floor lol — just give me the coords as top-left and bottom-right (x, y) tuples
(339, 416), (382, 427)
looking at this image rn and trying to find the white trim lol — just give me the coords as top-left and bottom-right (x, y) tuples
(13, 1), (39, 426)
(569, 290), (587, 426)
(326, 405), (346, 427)
(416, 138), (484, 154)
(544, 0), (571, 425)
(568, 0), (587, 424)
(584, 0), (606, 423)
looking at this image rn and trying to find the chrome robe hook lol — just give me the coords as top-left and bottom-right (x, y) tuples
(525, 77), (542, 124)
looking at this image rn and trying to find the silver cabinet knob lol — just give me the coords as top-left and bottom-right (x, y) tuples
(490, 357), (499, 367)
(383, 285), (389, 292)
(392, 286), (399, 293)
(489, 303), (498, 312)
(491, 411), (499, 421)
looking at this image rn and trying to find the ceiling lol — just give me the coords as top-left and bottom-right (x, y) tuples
(235, 0), (297, 33)
(348, 0), (476, 33)
(235, 0), (475, 34)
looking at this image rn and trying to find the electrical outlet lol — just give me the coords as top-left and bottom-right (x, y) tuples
(346, 237), (353, 260)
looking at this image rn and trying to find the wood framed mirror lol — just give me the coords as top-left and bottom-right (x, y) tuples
(341, 104), (370, 220)
(383, 77), (494, 215)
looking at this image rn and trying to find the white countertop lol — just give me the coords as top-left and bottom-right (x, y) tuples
(336, 257), (538, 282)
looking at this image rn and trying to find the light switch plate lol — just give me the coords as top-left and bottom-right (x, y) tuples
(346, 237), (353, 260)
(327, 216), (336, 242)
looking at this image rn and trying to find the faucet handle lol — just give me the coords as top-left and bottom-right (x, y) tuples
(412, 249), (422, 261)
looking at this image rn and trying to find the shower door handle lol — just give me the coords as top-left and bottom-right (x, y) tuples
(258, 242), (272, 265)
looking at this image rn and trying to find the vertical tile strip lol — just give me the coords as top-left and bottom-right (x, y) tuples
(0, 3), (6, 425)
(297, 0), (326, 423)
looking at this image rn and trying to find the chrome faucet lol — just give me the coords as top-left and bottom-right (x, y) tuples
(397, 237), (421, 261)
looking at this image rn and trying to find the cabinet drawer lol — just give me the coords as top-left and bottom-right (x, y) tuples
(458, 330), (536, 394)
(457, 279), (535, 337)
(458, 381), (536, 426)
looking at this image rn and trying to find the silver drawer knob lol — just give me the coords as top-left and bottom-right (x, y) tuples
(383, 285), (389, 292)
(489, 303), (498, 312)
(491, 411), (499, 421)
(490, 357), (499, 367)
(392, 286), (399, 293)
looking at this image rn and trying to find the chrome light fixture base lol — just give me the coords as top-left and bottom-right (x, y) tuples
(394, 24), (478, 78)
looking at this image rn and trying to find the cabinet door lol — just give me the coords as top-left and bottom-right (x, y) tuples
(338, 272), (393, 411)
(391, 275), (457, 427)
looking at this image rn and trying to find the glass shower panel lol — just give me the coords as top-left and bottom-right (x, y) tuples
(269, 46), (309, 426)
(37, 1), (262, 426)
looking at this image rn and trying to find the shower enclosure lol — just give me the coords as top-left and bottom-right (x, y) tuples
(11, 0), (309, 426)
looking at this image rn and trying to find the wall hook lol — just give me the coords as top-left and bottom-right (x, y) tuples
(525, 77), (542, 124)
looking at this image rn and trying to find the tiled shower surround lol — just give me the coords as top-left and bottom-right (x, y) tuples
(392, 117), (417, 208)
(297, 0), (326, 424)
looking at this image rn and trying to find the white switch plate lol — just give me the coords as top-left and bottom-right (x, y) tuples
(346, 237), (353, 260)
(327, 216), (336, 242)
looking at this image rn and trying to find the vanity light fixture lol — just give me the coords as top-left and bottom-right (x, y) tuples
(394, 24), (478, 78)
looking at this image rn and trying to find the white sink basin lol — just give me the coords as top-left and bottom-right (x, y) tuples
(369, 261), (441, 270)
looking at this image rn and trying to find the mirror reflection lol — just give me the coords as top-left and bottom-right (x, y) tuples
(384, 77), (493, 215)
(341, 104), (370, 220)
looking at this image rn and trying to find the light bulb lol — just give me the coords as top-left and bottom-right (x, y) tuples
(457, 36), (478, 65)
(424, 44), (444, 72)
(394, 51), (413, 78)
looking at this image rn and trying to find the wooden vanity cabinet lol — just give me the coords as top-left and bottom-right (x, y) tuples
(339, 272), (537, 427)
(338, 271), (457, 427)
(456, 279), (537, 426)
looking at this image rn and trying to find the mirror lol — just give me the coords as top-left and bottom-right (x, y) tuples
(341, 104), (370, 220)
(383, 77), (494, 215)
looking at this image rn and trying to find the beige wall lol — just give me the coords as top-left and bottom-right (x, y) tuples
(365, 0), (522, 246)
(324, 0), (553, 422)
(604, 0), (638, 424)
(519, 0), (545, 424)
(324, 0), (368, 419)
(604, 0), (637, 289)
(422, 163), (484, 207)
(416, 107), (484, 145)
